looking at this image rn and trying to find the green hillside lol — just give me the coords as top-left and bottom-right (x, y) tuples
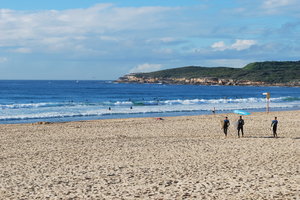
(240, 61), (300, 83)
(134, 61), (300, 83)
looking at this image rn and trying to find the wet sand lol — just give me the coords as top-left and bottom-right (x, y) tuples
(0, 110), (299, 199)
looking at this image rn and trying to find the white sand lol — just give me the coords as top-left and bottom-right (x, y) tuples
(0, 110), (299, 199)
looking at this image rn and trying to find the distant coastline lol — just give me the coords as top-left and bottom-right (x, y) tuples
(116, 61), (300, 87)
(116, 75), (300, 87)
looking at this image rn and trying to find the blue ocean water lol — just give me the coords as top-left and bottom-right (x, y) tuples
(0, 80), (299, 124)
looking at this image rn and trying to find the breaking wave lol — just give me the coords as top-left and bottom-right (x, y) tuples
(0, 96), (299, 122)
(1, 96), (296, 110)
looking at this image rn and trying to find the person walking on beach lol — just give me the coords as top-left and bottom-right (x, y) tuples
(223, 117), (230, 137)
(271, 117), (278, 138)
(237, 116), (245, 138)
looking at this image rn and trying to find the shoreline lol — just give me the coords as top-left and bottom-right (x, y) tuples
(1, 107), (299, 125)
(2, 109), (299, 128)
(0, 110), (299, 199)
(116, 81), (300, 87)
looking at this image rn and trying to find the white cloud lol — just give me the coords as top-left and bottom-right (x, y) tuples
(211, 39), (257, 51)
(0, 4), (177, 52)
(146, 37), (187, 46)
(160, 37), (177, 43)
(211, 41), (227, 51)
(99, 36), (120, 42)
(11, 48), (32, 53)
(231, 40), (257, 50)
(261, 0), (299, 14)
(130, 63), (163, 73)
(262, 0), (296, 9)
(0, 57), (8, 63)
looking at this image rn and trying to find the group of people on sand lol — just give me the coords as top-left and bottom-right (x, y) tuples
(222, 116), (279, 138)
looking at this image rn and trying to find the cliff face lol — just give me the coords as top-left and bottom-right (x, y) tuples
(116, 73), (300, 86)
(116, 74), (279, 86)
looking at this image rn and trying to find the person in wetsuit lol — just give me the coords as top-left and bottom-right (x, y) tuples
(237, 116), (245, 138)
(271, 117), (278, 138)
(223, 117), (230, 137)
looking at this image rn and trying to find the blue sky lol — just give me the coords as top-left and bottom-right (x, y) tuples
(0, 0), (299, 80)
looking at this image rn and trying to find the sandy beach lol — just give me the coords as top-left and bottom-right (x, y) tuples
(0, 110), (299, 199)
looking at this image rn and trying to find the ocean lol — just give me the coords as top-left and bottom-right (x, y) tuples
(0, 80), (299, 124)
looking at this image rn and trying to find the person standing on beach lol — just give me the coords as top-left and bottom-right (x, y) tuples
(212, 107), (216, 115)
(237, 116), (245, 138)
(223, 117), (230, 137)
(271, 117), (278, 138)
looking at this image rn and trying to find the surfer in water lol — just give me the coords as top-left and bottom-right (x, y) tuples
(271, 117), (278, 138)
(223, 117), (230, 137)
(237, 116), (244, 138)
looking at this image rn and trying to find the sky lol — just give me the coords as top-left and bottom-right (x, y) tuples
(0, 0), (299, 80)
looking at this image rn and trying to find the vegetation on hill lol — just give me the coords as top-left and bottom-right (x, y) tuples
(134, 61), (300, 83)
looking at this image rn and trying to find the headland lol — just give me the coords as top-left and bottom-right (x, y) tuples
(116, 61), (300, 86)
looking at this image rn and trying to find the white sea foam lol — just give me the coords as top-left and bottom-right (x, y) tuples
(0, 96), (296, 111)
(0, 98), (299, 121)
